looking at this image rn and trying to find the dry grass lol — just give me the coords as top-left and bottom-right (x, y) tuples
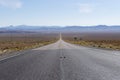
(62, 33), (120, 50)
(0, 33), (59, 54)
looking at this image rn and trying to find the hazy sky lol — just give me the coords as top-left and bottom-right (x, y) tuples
(0, 0), (120, 26)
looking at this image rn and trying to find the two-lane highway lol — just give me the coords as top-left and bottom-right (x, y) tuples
(0, 39), (120, 80)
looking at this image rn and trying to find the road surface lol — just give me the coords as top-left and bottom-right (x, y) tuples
(0, 39), (120, 80)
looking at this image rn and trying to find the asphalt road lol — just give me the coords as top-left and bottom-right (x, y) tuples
(0, 39), (120, 80)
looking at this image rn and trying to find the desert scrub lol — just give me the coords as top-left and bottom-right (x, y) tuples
(0, 33), (59, 54)
(65, 40), (120, 50)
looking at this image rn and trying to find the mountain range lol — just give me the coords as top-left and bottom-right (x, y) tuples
(0, 25), (120, 33)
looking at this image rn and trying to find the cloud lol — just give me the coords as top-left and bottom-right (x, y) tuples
(0, 0), (22, 9)
(79, 3), (93, 13)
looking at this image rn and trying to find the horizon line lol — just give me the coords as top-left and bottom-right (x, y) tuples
(1, 24), (120, 28)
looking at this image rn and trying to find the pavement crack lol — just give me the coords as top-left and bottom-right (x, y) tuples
(59, 41), (65, 80)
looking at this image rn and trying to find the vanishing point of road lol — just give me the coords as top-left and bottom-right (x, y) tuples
(0, 39), (120, 80)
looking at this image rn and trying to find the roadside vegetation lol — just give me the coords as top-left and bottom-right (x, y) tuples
(62, 33), (120, 50)
(0, 33), (59, 55)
